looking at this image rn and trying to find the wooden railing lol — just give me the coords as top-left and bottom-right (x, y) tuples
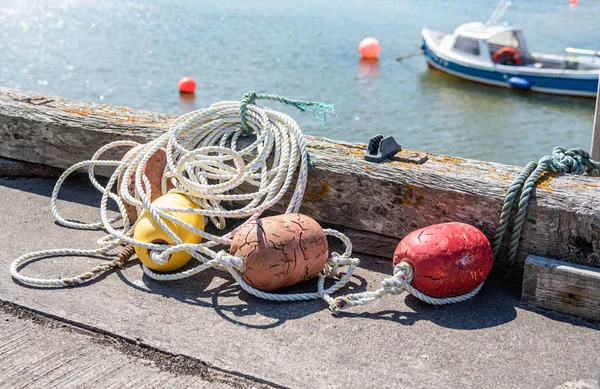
(0, 88), (599, 271)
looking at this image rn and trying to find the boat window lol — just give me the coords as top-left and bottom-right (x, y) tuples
(453, 37), (480, 56)
(488, 31), (519, 48)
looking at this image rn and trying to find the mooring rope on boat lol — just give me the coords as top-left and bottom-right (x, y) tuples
(9, 93), (359, 306)
(491, 147), (600, 268)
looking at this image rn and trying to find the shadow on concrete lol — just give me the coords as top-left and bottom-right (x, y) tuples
(117, 265), (370, 330)
(0, 176), (120, 212)
(333, 274), (520, 330)
(115, 255), (521, 330)
(328, 256), (521, 329)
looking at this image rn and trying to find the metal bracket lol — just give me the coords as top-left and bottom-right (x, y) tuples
(364, 135), (402, 163)
(364, 134), (428, 164)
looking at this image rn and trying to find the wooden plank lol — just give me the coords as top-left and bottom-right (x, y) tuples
(522, 255), (600, 321)
(591, 80), (600, 160)
(1, 88), (599, 270)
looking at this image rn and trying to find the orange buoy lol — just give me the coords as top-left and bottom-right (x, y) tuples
(178, 77), (196, 94)
(358, 37), (381, 59)
(230, 214), (329, 292)
(393, 222), (494, 298)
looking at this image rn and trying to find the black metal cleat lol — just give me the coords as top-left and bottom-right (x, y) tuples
(364, 134), (402, 163)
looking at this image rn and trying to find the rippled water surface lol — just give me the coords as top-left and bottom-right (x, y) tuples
(1, 0), (599, 165)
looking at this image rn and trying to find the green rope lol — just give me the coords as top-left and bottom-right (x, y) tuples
(492, 147), (600, 268)
(239, 91), (336, 135)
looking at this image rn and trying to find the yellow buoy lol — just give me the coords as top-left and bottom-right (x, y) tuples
(133, 192), (205, 272)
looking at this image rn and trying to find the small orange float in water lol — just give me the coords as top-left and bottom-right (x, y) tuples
(359, 37), (381, 59)
(178, 76), (196, 94)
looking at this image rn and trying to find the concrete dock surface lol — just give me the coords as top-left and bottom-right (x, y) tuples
(0, 177), (599, 389)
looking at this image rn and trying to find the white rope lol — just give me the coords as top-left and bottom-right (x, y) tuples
(329, 262), (483, 314)
(9, 100), (360, 305)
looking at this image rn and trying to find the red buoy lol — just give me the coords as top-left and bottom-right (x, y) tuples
(178, 77), (196, 94)
(358, 37), (381, 59)
(393, 222), (493, 298)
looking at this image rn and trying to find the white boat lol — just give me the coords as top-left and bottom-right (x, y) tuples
(421, 0), (600, 97)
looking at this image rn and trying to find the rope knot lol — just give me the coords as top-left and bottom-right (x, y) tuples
(240, 91), (258, 135)
(242, 91), (258, 105)
(540, 147), (600, 175)
(393, 262), (413, 282)
(323, 252), (342, 278)
(215, 251), (244, 271)
(380, 264), (411, 295)
(150, 249), (169, 265)
(329, 295), (354, 314)
(380, 277), (404, 290)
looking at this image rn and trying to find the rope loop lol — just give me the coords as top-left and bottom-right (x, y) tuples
(329, 262), (483, 314)
(492, 147), (599, 268)
(10, 95), (359, 309)
(215, 251), (244, 271)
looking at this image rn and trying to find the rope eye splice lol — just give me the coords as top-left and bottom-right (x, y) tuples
(330, 222), (494, 314)
(9, 91), (361, 308)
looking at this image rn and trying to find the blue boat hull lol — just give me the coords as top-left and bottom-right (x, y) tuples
(422, 40), (599, 97)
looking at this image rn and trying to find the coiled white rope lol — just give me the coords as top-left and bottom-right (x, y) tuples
(329, 262), (483, 314)
(9, 98), (360, 306)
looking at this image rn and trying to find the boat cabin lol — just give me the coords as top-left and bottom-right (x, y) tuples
(441, 22), (599, 71)
(442, 22), (530, 66)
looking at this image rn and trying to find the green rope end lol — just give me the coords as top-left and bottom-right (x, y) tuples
(295, 101), (337, 129)
(240, 91), (337, 133)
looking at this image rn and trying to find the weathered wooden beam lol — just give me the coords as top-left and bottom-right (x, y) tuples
(1, 88), (599, 269)
(591, 81), (600, 160)
(522, 255), (600, 321)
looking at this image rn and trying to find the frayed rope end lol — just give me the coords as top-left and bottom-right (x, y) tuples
(297, 101), (338, 129)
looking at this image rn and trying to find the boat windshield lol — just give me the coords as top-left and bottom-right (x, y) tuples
(487, 30), (519, 55)
(453, 37), (481, 56)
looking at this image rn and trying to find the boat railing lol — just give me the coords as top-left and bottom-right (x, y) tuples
(565, 47), (600, 58)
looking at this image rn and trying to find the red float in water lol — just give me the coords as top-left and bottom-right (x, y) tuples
(393, 222), (494, 298)
(358, 37), (381, 59)
(178, 77), (196, 94)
